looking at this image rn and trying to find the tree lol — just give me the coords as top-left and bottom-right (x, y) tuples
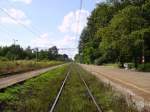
(77, 0), (150, 68)
(78, 4), (116, 64)
(48, 46), (58, 60)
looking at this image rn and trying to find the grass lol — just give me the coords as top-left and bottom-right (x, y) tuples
(103, 63), (119, 68)
(137, 63), (150, 72)
(77, 65), (138, 112)
(54, 64), (98, 112)
(54, 64), (138, 112)
(104, 63), (150, 72)
(0, 60), (64, 75)
(0, 63), (140, 112)
(0, 64), (68, 112)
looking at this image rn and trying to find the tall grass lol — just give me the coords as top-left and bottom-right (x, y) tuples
(0, 60), (64, 75)
(0, 65), (68, 112)
(55, 65), (98, 112)
(137, 63), (150, 72)
(77, 65), (138, 112)
(0, 64), (142, 112)
(55, 64), (139, 112)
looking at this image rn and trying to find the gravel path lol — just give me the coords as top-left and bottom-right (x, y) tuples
(0, 64), (65, 89)
(80, 64), (150, 103)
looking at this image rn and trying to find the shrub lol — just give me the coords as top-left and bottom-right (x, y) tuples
(94, 56), (107, 65)
(0, 57), (9, 61)
(0, 60), (63, 75)
(137, 63), (150, 72)
(0, 65), (67, 111)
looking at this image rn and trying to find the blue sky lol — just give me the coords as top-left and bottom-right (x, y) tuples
(0, 0), (105, 58)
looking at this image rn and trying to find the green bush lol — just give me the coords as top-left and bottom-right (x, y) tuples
(0, 57), (9, 61)
(118, 62), (124, 68)
(128, 63), (135, 69)
(118, 63), (135, 69)
(0, 65), (68, 111)
(0, 60), (64, 75)
(94, 56), (107, 65)
(138, 63), (150, 72)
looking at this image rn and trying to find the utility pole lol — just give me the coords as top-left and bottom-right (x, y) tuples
(35, 48), (39, 62)
(12, 39), (18, 61)
(13, 39), (18, 45)
(141, 8), (145, 67)
(142, 36), (145, 65)
(31, 48), (38, 62)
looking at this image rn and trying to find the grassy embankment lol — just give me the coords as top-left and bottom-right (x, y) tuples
(103, 63), (150, 72)
(137, 63), (150, 72)
(0, 64), (141, 112)
(0, 65), (68, 112)
(55, 64), (138, 112)
(0, 60), (64, 76)
(55, 65), (98, 112)
(77, 65), (139, 112)
(103, 63), (119, 68)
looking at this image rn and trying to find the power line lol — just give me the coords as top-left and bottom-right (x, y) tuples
(31, 47), (77, 51)
(6, 2), (43, 35)
(75, 0), (83, 38)
(0, 1), (82, 57)
(0, 8), (41, 37)
(13, 39), (18, 45)
(80, 0), (83, 10)
(58, 48), (78, 51)
(73, 0), (83, 55)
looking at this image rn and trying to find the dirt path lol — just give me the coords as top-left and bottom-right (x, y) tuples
(80, 64), (150, 106)
(0, 64), (65, 89)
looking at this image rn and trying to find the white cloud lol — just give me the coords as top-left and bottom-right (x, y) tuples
(94, 0), (106, 4)
(55, 35), (76, 48)
(0, 8), (31, 26)
(31, 33), (54, 48)
(58, 9), (90, 34)
(53, 35), (78, 59)
(11, 0), (32, 4)
(30, 33), (78, 58)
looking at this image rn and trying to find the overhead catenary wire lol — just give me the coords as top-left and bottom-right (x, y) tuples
(0, 10), (17, 38)
(75, 0), (83, 38)
(0, 1), (81, 55)
(6, 1), (43, 35)
(0, 7), (41, 37)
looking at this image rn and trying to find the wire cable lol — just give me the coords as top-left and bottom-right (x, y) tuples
(0, 8), (41, 37)
(6, 1), (43, 35)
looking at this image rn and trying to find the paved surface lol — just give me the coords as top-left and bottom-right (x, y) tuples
(0, 64), (65, 89)
(80, 64), (150, 102)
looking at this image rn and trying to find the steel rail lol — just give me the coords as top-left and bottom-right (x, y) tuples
(49, 70), (70, 112)
(0, 64), (65, 79)
(77, 67), (103, 112)
(49, 65), (102, 112)
(0, 64), (66, 90)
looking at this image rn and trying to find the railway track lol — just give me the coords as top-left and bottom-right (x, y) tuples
(0, 64), (66, 89)
(49, 65), (103, 112)
(0, 71), (29, 78)
(49, 70), (71, 112)
(0, 66), (57, 79)
(77, 69), (103, 112)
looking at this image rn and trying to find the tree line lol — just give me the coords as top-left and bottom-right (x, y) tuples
(75, 0), (150, 68)
(0, 45), (70, 61)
